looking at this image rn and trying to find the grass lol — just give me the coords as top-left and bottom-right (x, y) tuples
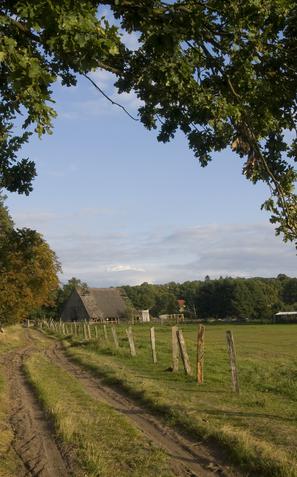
(0, 325), (27, 355)
(25, 352), (174, 477)
(50, 322), (297, 477)
(0, 326), (27, 477)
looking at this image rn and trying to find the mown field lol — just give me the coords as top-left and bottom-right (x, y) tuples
(49, 322), (297, 477)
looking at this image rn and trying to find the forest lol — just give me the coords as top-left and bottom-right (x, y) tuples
(122, 275), (297, 321)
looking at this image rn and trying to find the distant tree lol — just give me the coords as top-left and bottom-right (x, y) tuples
(282, 278), (297, 305)
(231, 281), (254, 321)
(122, 283), (156, 310)
(277, 274), (290, 281)
(196, 277), (280, 320)
(151, 292), (178, 316)
(60, 277), (88, 300)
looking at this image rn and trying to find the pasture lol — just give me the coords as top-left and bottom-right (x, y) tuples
(59, 322), (297, 477)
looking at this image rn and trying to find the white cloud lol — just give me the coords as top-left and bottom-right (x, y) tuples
(12, 207), (115, 229)
(106, 264), (145, 273)
(89, 69), (116, 89)
(13, 211), (60, 224)
(32, 222), (297, 286)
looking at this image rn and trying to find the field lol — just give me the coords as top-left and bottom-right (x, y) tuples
(59, 322), (297, 477)
(1, 322), (297, 477)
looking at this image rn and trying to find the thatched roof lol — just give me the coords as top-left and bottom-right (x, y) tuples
(77, 287), (128, 319)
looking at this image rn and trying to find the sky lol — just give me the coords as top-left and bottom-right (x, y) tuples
(6, 54), (297, 286)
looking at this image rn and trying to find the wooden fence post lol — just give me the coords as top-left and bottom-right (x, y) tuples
(103, 324), (108, 342)
(150, 327), (157, 364)
(111, 326), (119, 349)
(226, 330), (240, 393)
(83, 324), (88, 340)
(87, 324), (92, 340)
(177, 329), (192, 376)
(196, 324), (205, 384)
(94, 325), (98, 339)
(171, 326), (179, 372)
(126, 326), (136, 357)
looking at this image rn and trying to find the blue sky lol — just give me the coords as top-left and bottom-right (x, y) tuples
(6, 68), (296, 286)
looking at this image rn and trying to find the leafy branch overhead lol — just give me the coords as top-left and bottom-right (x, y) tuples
(0, 1), (296, 243)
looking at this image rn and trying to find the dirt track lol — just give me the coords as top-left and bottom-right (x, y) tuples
(2, 345), (69, 477)
(2, 329), (240, 477)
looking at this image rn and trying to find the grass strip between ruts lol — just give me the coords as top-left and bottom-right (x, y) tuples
(24, 352), (174, 477)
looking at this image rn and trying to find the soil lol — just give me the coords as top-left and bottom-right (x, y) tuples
(2, 345), (69, 477)
(2, 329), (242, 477)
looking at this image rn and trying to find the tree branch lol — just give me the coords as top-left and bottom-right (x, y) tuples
(1, 12), (122, 76)
(82, 73), (139, 121)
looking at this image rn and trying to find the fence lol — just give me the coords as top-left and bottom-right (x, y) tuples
(38, 319), (240, 393)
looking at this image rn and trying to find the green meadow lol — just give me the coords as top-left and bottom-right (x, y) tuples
(58, 322), (297, 477)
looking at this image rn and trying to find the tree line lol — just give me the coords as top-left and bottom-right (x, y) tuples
(122, 275), (297, 321)
(31, 275), (297, 323)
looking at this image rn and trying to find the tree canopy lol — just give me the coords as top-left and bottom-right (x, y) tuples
(0, 196), (60, 323)
(1, 1), (297, 243)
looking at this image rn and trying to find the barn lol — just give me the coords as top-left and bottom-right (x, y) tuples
(61, 287), (132, 322)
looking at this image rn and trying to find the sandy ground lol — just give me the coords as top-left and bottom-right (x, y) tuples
(3, 345), (69, 477)
(2, 329), (241, 477)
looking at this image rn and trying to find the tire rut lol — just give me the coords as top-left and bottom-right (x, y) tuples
(45, 339), (240, 477)
(2, 342), (70, 477)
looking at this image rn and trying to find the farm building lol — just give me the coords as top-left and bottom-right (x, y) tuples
(274, 311), (297, 322)
(61, 287), (132, 322)
(133, 309), (151, 322)
(159, 313), (184, 323)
